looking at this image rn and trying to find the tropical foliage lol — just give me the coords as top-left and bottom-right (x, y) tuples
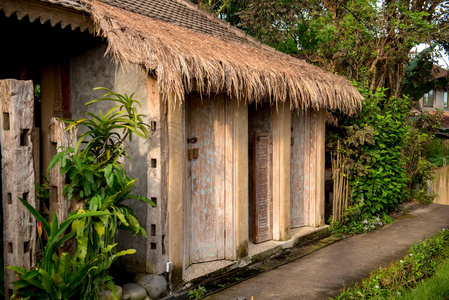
(9, 88), (153, 299)
(206, 0), (448, 230)
(8, 198), (133, 300)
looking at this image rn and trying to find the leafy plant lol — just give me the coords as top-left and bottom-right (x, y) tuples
(329, 86), (410, 233)
(9, 88), (154, 299)
(188, 285), (207, 299)
(44, 88), (155, 299)
(7, 197), (134, 300)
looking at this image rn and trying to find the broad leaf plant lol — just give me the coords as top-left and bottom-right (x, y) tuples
(9, 88), (154, 299)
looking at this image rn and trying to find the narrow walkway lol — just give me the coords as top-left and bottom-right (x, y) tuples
(184, 226), (326, 282)
(205, 204), (449, 300)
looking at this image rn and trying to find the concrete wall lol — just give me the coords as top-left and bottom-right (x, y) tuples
(70, 43), (150, 272)
(429, 165), (449, 205)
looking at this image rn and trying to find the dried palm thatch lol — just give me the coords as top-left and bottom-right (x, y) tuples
(81, 0), (363, 112)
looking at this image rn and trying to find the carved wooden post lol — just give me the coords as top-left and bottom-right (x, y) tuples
(48, 117), (77, 223)
(0, 79), (36, 298)
(146, 76), (168, 274)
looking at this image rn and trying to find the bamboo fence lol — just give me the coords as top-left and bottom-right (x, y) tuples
(332, 140), (350, 222)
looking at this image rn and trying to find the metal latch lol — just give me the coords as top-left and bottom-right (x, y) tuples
(187, 137), (198, 144)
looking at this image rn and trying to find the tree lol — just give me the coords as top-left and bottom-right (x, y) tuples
(190, 0), (250, 25)
(240, 0), (449, 97)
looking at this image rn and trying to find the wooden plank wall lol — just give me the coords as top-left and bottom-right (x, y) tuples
(291, 109), (325, 227)
(0, 80), (36, 298)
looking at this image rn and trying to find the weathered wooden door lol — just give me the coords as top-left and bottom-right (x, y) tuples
(253, 130), (273, 243)
(189, 94), (226, 263)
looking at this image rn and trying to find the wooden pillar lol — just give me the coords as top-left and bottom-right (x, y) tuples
(40, 66), (57, 177)
(146, 76), (168, 274)
(167, 99), (184, 284)
(315, 108), (326, 226)
(272, 102), (291, 241)
(232, 100), (248, 259)
(48, 118), (76, 224)
(0, 80), (36, 298)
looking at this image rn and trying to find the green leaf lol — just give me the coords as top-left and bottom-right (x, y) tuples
(114, 208), (129, 227)
(72, 155), (83, 171)
(50, 212), (58, 237)
(48, 152), (61, 171)
(94, 220), (105, 239)
(7, 265), (28, 276)
(53, 232), (76, 250)
(83, 179), (91, 197)
(10, 279), (32, 290)
(18, 197), (50, 236)
(102, 243), (117, 253)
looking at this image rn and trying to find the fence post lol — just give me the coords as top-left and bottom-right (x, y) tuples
(48, 117), (77, 224)
(0, 79), (36, 298)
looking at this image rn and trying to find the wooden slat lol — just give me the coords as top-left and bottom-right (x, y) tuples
(253, 130), (273, 244)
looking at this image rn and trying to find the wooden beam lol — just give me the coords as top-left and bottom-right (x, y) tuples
(272, 103), (291, 241)
(315, 108), (326, 226)
(234, 100), (248, 258)
(167, 100), (184, 284)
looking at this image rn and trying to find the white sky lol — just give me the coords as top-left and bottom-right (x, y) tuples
(413, 44), (449, 70)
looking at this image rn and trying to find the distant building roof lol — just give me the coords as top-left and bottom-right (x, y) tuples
(433, 65), (448, 79)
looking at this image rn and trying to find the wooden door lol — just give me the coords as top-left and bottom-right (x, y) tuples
(189, 94), (226, 263)
(253, 130), (273, 243)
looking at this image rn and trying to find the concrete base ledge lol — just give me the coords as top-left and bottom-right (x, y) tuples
(178, 226), (331, 296)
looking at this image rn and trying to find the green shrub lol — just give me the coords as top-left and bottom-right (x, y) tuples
(332, 228), (449, 299)
(329, 87), (410, 232)
(392, 257), (449, 299)
(9, 88), (153, 299)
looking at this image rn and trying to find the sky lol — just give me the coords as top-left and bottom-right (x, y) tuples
(413, 44), (449, 70)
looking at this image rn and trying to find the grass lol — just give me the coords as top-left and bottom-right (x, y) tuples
(332, 228), (449, 299)
(390, 257), (449, 300)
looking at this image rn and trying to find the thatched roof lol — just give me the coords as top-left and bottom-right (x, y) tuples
(60, 0), (364, 112)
